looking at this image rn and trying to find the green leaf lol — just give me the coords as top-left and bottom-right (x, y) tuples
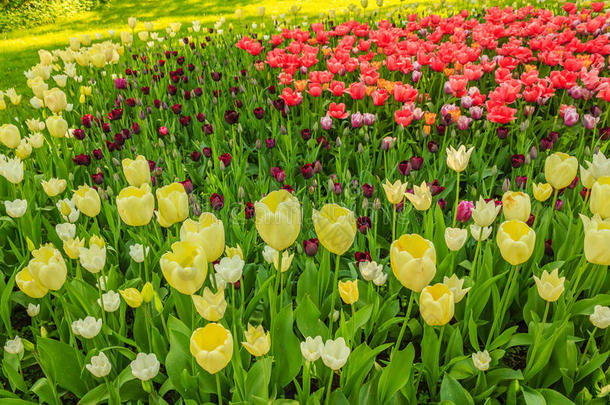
(576, 351), (609, 383)
(245, 357), (272, 401)
(377, 343), (415, 404)
(271, 305), (302, 388)
(341, 343), (389, 399)
(295, 294), (327, 338)
(440, 374), (474, 405)
(37, 337), (88, 396)
(522, 386), (546, 405)
(539, 389), (576, 405)
(31, 378), (60, 405)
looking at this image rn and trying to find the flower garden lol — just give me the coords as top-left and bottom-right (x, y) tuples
(1, 0), (610, 404)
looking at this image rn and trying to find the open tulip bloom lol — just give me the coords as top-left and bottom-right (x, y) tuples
(3, 4), (610, 404)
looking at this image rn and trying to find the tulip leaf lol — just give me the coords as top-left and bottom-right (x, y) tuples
(575, 351), (609, 383)
(295, 294), (327, 338)
(521, 386), (546, 405)
(440, 374), (474, 405)
(271, 305), (302, 388)
(377, 343), (414, 404)
(36, 337), (88, 397)
(30, 378), (60, 405)
(341, 343), (390, 399)
(539, 389), (576, 405)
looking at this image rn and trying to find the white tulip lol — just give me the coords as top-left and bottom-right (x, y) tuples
(55, 222), (76, 241)
(321, 337), (350, 370)
(590, 305), (610, 329)
(27, 303), (40, 317)
(129, 243), (149, 263)
(4, 336), (24, 355)
(97, 291), (120, 312)
(130, 352), (160, 381)
(72, 316), (102, 339)
(86, 352), (111, 378)
(4, 199), (27, 218)
(359, 260), (383, 281)
(300, 336), (324, 362)
(470, 224), (492, 241)
(472, 350), (491, 371)
(215, 255), (244, 284)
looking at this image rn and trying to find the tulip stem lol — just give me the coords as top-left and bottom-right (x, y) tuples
(329, 254), (341, 337)
(302, 361), (311, 404)
(470, 237), (482, 282)
(393, 291), (414, 356)
(541, 301), (549, 325)
(486, 265), (520, 347)
(324, 370), (334, 405)
(392, 204), (397, 242)
(579, 327), (597, 367)
(452, 172), (460, 227)
(215, 373), (222, 405)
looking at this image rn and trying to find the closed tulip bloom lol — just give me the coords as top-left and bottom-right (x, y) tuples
(63, 237), (85, 259)
(390, 234), (436, 292)
(45, 115), (68, 138)
(79, 238), (106, 274)
(580, 214), (610, 265)
(0, 124), (20, 149)
(405, 181), (432, 211)
(300, 336), (324, 362)
(532, 183), (553, 202)
(502, 191), (531, 222)
(192, 287), (226, 321)
(533, 269), (565, 302)
(255, 190), (301, 251)
(382, 179), (408, 205)
(590, 305), (610, 329)
(28, 244), (67, 291)
(156, 183), (189, 227)
(190, 323), (233, 374)
(130, 353), (160, 381)
(86, 352), (111, 378)
(120, 288), (143, 308)
(321, 337), (350, 370)
(496, 220), (536, 265)
(129, 243), (149, 263)
(180, 212), (225, 262)
(472, 350), (491, 371)
(242, 324), (271, 357)
(544, 152), (578, 189)
(42, 178), (67, 197)
(446, 145), (474, 172)
(0, 157), (23, 184)
(442, 274), (470, 303)
(359, 260), (383, 281)
(72, 316), (102, 339)
(444, 227), (468, 251)
(117, 184), (155, 226)
(338, 280), (359, 304)
(5, 199), (27, 218)
(160, 241), (207, 295)
(140, 282), (154, 303)
(419, 283), (455, 326)
(73, 185), (101, 217)
(43, 88), (67, 113)
(122, 155), (150, 187)
(16, 267), (48, 298)
(27, 303), (40, 317)
(215, 255), (244, 284)
(590, 177), (610, 219)
(16, 139), (32, 160)
(471, 196), (500, 227)
(98, 290), (120, 312)
(313, 204), (357, 255)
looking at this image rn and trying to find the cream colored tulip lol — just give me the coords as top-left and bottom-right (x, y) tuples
(382, 179), (407, 205)
(255, 190), (301, 252)
(446, 145), (474, 173)
(533, 269), (565, 302)
(419, 283), (454, 326)
(590, 177), (610, 219)
(180, 212), (225, 262)
(390, 234), (436, 292)
(444, 227), (468, 251)
(496, 220), (536, 265)
(405, 181), (432, 211)
(532, 183), (553, 202)
(544, 152), (578, 189)
(502, 191), (531, 222)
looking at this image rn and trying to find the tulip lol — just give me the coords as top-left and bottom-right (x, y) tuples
(544, 152), (578, 189)
(116, 184), (155, 226)
(63, 237), (85, 259)
(419, 283), (455, 326)
(180, 212), (225, 262)
(79, 237), (106, 274)
(382, 179), (407, 205)
(214, 255), (244, 284)
(45, 115), (68, 138)
(156, 183), (189, 227)
(160, 241), (207, 295)
(405, 181), (432, 211)
(43, 88), (67, 113)
(27, 303), (40, 317)
(338, 280), (359, 304)
(320, 337), (350, 370)
(130, 353), (160, 382)
(580, 214), (610, 265)
(0, 157), (23, 184)
(301, 336), (323, 362)
(192, 287), (226, 321)
(472, 350), (491, 371)
(129, 244), (149, 263)
(190, 323), (233, 374)
(98, 290), (120, 312)
(140, 282), (154, 303)
(122, 155), (151, 187)
(590, 177), (610, 219)
(255, 190), (301, 251)
(4, 336), (23, 355)
(532, 183), (553, 202)
(359, 261), (383, 281)
(16, 267), (48, 298)
(73, 185), (101, 217)
(242, 324), (271, 357)
(120, 288), (143, 308)
(502, 191), (531, 222)
(496, 220), (536, 265)
(4, 199), (27, 218)
(533, 269), (565, 302)
(390, 234), (436, 292)
(312, 204), (357, 255)
(72, 316), (102, 339)
(470, 224), (492, 242)
(27, 244), (67, 291)
(0, 124), (20, 149)
(444, 227), (468, 251)
(442, 274), (470, 303)
(590, 305), (610, 329)
(16, 139), (32, 160)
(471, 196), (500, 227)
(446, 145), (474, 172)
(225, 245), (243, 260)
(41, 178), (67, 197)
(86, 352), (111, 378)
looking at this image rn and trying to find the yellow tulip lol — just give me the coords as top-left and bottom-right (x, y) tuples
(190, 323), (233, 374)
(16, 139), (32, 160)
(312, 204), (356, 255)
(116, 184), (155, 226)
(45, 115), (68, 138)
(502, 191), (531, 222)
(41, 178), (66, 197)
(192, 287), (226, 321)
(73, 184), (101, 217)
(544, 152), (578, 189)
(405, 181), (432, 211)
(446, 145), (474, 173)
(581, 214), (610, 266)
(43, 88), (67, 113)
(390, 234), (436, 292)
(140, 282), (154, 303)
(180, 212), (225, 262)
(382, 179), (407, 205)
(120, 288), (143, 308)
(38, 49), (53, 65)
(28, 244), (67, 291)
(496, 220), (536, 265)
(225, 245), (243, 260)
(63, 237), (85, 259)
(254, 190), (301, 251)
(444, 227), (468, 251)
(419, 283), (454, 326)
(532, 183), (553, 202)
(533, 269), (565, 302)
(338, 280), (359, 304)
(242, 324), (271, 357)
(156, 183), (189, 227)
(16, 267), (48, 298)
(0, 124), (20, 149)
(160, 241), (207, 295)
(590, 177), (610, 219)
(122, 155), (150, 187)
